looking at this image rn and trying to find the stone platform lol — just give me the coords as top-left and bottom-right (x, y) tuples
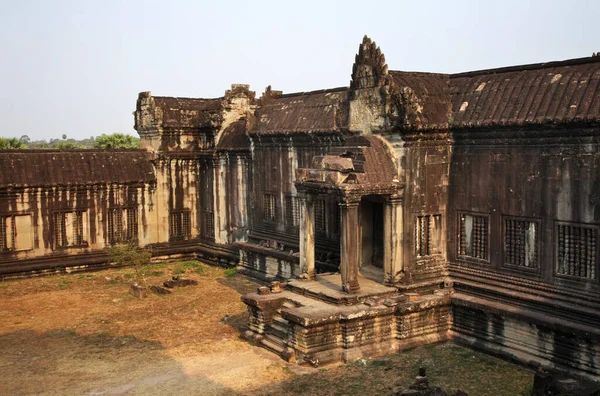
(286, 273), (397, 305)
(241, 275), (452, 366)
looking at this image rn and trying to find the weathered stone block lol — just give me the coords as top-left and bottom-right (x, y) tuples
(129, 283), (147, 298)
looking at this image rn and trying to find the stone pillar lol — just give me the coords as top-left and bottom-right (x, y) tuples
(299, 193), (315, 280)
(215, 156), (228, 244)
(340, 200), (360, 293)
(384, 197), (404, 285)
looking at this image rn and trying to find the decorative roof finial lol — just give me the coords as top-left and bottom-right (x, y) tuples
(350, 35), (390, 90)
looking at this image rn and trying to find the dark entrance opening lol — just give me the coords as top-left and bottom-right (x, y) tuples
(359, 195), (385, 281)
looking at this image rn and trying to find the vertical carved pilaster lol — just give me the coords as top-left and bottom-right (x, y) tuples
(383, 197), (404, 286)
(340, 200), (360, 293)
(299, 193), (315, 280)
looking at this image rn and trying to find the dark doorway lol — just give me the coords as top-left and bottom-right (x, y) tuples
(359, 195), (384, 272)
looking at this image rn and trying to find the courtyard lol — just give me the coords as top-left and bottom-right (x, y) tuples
(0, 262), (533, 395)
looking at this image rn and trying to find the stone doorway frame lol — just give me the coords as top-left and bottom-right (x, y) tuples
(298, 187), (404, 294)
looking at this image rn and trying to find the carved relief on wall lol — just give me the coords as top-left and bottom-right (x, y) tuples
(355, 64), (377, 89)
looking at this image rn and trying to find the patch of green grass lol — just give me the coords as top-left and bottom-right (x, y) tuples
(179, 261), (202, 269)
(123, 273), (133, 279)
(172, 266), (186, 275)
(172, 261), (209, 275)
(224, 267), (237, 278)
(148, 271), (163, 277)
(273, 344), (532, 396)
(58, 279), (72, 288)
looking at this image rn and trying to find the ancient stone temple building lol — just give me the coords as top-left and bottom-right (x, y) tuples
(1, 36), (599, 380)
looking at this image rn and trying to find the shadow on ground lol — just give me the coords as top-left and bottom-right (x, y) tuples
(216, 274), (262, 295)
(0, 329), (235, 395)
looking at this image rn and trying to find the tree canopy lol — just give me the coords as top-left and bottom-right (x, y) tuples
(94, 133), (140, 149)
(0, 137), (25, 149)
(0, 133), (140, 150)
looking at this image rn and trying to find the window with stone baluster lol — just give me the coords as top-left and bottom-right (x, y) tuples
(169, 210), (191, 241)
(556, 222), (598, 280)
(285, 195), (300, 229)
(108, 207), (138, 244)
(54, 210), (86, 248)
(503, 216), (539, 270)
(458, 212), (489, 263)
(415, 214), (442, 257)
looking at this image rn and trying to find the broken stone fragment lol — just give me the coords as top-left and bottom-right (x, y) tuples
(443, 278), (454, 289)
(303, 354), (319, 368)
(365, 297), (384, 307)
(150, 285), (171, 295)
(163, 277), (198, 288)
(384, 295), (409, 306)
(406, 292), (420, 302)
(282, 347), (296, 363)
(451, 391), (468, 396)
(257, 286), (270, 295)
(270, 281), (282, 293)
(321, 156), (354, 172)
(397, 390), (419, 396)
(129, 283), (147, 298)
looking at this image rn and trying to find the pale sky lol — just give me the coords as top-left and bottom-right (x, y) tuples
(1, 0), (599, 141)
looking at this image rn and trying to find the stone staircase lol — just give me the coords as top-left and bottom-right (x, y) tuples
(258, 304), (296, 361)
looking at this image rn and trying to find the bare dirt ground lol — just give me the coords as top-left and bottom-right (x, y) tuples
(0, 262), (298, 395)
(0, 261), (533, 395)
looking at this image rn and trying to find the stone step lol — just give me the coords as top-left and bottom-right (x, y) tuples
(260, 335), (286, 355)
(268, 322), (289, 341)
(273, 316), (290, 326)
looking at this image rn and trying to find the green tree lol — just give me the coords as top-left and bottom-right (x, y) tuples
(53, 141), (83, 149)
(0, 137), (25, 149)
(108, 242), (153, 288)
(94, 133), (140, 149)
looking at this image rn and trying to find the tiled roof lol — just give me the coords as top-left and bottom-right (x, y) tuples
(0, 150), (156, 188)
(216, 119), (250, 151)
(449, 57), (600, 128)
(251, 88), (349, 134)
(389, 55), (600, 130)
(389, 71), (452, 129)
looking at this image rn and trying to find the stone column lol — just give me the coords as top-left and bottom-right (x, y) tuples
(383, 197), (404, 285)
(299, 193), (315, 280)
(340, 200), (360, 293)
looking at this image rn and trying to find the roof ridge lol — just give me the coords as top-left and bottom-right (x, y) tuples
(152, 95), (224, 101)
(389, 70), (450, 78)
(0, 149), (148, 154)
(450, 55), (600, 78)
(275, 86), (349, 98)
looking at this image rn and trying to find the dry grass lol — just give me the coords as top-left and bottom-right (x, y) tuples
(0, 261), (533, 395)
(0, 261), (292, 395)
(0, 261), (255, 354)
